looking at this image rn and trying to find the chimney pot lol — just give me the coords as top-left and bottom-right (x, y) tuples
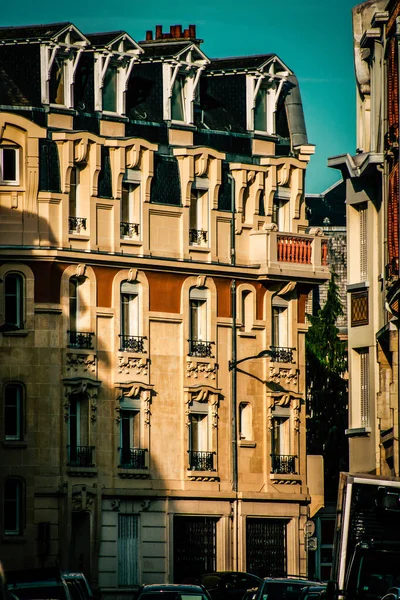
(189, 24), (196, 38)
(145, 30), (153, 41)
(183, 28), (190, 38)
(155, 25), (162, 40)
(176, 25), (182, 37)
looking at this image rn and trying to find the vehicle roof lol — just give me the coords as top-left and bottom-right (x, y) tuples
(140, 585), (207, 591)
(261, 579), (323, 585)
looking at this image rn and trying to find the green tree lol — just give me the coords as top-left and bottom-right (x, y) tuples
(306, 272), (348, 500)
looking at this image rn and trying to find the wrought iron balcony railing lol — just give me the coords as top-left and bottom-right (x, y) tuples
(189, 228), (208, 245)
(68, 330), (94, 349)
(269, 346), (294, 363)
(270, 454), (297, 475)
(188, 450), (215, 471)
(118, 447), (147, 469)
(120, 221), (140, 238)
(119, 334), (146, 352)
(67, 445), (95, 468)
(69, 217), (87, 234)
(188, 339), (214, 358)
(277, 235), (312, 264)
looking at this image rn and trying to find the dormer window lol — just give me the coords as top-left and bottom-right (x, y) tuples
(49, 56), (66, 105)
(254, 87), (270, 132)
(171, 74), (186, 122)
(102, 64), (118, 112)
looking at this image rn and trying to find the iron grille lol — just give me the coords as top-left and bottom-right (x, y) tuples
(269, 346), (294, 363)
(246, 518), (287, 578)
(189, 229), (208, 245)
(173, 516), (217, 583)
(118, 514), (139, 586)
(68, 217), (87, 233)
(119, 335), (146, 352)
(67, 445), (94, 467)
(351, 291), (369, 327)
(188, 339), (214, 358)
(119, 447), (147, 469)
(270, 454), (297, 474)
(120, 222), (140, 238)
(67, 331), (94, 349)
(188, 450), (215, 471)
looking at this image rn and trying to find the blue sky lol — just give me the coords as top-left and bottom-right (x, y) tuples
(2, 0), (357, 193)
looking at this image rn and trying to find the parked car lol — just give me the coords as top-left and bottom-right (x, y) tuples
(6, 568), (72, 600)
(380, 587), (400, 600)
(135, 584), (212, 600)
(297, 585), (327, 600)
(251, 578), (323, 600)
(62, 573), (97, 600)
(181, 572), (261, 600)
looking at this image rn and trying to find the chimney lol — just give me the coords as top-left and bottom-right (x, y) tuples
(176, 24), (182, 38)
(145, 30), (153, 41)
(189, 24), (196, 38)
(142, 24), (199, 44)
(155, 25), (162, 40)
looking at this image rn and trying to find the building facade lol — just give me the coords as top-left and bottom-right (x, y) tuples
(0, 22), (328, 591)
(329, 0), (399, 475)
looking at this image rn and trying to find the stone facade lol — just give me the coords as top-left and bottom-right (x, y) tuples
(0, 22), (328, 591)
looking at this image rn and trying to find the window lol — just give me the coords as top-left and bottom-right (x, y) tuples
(188, 406), (214, 471)
(102, 65), (118, 112)
(69, 278), (78, 333)
(272, 303), (288, 348)
(0, 147), (18, 185)
(189, 189), (209, 246)
(118, 515), (139, 586)
(241, 290), (254, 332)
(254, 87), (268, 132)
(239, 402), (252, 440)
(271, 414), (295, 474)
(4, 383), (23, 441)
(272, 198), (288, 231)
(68, 394), (93, 467)
(359, 204), (368, 281)
(171, 74), (186, 121)
(189, 288), (212, 357)
(4, 478), (23, 535)
(49, 55), (65, 105)
(119, 398), (146, 469)
(360, 348), (370, 428)
(69, 167), (86, 234)
(121, 183), (140, 239)
(120, 281), (143, 352)
(5, 273), (24, 329)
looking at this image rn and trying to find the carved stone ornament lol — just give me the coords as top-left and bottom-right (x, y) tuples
(184, 385), (221, 428)
(71, 484), (96, 512)
(194, 153), (209, 177)
(127, 268), (139, 282)
(269, 367), (298, 386)
(266, 392), (303, 432)
(263, 222), (278, 232)
(66, 353), (97, 374)
(196, 275), (207, 288)
(118, 356), (149, 376)
(186, 359), (217, 380)
(63, 377), (101, 423)
(277, 164), (290, 186)
(76, 263), (87, 278)
(115, 382), (153, 426)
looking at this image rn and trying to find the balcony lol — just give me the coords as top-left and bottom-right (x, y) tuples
(189, 228), (208, 246)
(277, 235), (312, 264)
(270, 454), (297, 474)
(119, 334), (146, 352)
(188, 450), (215, 471)
(68, 217), (87, 234)
(67, 445), (95, 468)
(118, 447), (147, 469)
(120, 221), (140, 239)
(68, 330), (94, 349)
(188, 339), (214, 358)
(269, 346), (294, 363)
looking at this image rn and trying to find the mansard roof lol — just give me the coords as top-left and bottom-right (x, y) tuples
(140, 41), (208, 63)
(85, 30), (142, 53)
(207, 54), (291, 74)
(0, 22), (88, 44)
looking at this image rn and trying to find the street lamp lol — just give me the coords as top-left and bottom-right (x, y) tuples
(229, 349), (273, 371)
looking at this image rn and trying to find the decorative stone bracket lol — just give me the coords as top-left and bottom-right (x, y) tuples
(186, 358), (218, 381)
(269, 366), (298, 386)
(114, 381), (154, 426)
(66, 353), (97, 374)
(63, 377), (102, 423)
(184, 385), (222, 428)
(267, 392), (302, 433)
(71, 483), (97, 512)
(117, 355), (149, 376)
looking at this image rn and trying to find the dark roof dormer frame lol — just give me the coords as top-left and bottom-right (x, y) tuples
(141, 41), (209, 125)
(86, 31), (143, 115)
(38, 23), (89, 108)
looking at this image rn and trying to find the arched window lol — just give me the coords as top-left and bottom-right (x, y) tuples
(4, 478), (24, 535)
(241, 290), (254, 332)
(68, 394), (92, 468)
(239, 402), (252, 440)
(4, 383), (23, 441)
(4, 273), (24, 329)
(120, 281), (144, 352)
(271, 296), (289, 349)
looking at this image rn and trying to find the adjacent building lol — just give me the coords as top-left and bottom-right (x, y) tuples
(0, 22), (328, 591)
(329, 0), (399, 475)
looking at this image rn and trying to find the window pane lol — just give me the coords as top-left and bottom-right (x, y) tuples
(5, 385), (21, 439)
(171, 75), (185, 121)
(5, 274), (22, 328)
(121, 184), (130, 223)
(190, 414), (208, 451)
(103, 67), (117, 112)
(69, 279), (78, 331)
(69, 168), (78, 217)
(2, 148), (17, 181)
(49, 56), (65, 104)
(254, 89), (267, 131)
(4, 479), (21, 534)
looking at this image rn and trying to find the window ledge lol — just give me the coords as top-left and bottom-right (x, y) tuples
(270, 473), (301, 483)
(2, 535), (26, 543)
(345, 426), (371, 437)
(66, 466), (98, 477)
(117, 468), (150, 479)
(187, 470), (220, 481)
(189, 245), (211, 253)
(3, 441), (27, 448)
(169, 121), (196, 131)
(347, 281), (369, 292)
(120, 238), (143, 246)
(2, 329), (29, 337)
(69, 233), (90, 241)
(238, 331), (257, 339)
(239, 440), (256, 448)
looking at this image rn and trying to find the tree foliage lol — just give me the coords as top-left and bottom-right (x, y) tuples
(306, 272), (348, 500)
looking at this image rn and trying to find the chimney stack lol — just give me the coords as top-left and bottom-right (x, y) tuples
(142, 24), (199, 43)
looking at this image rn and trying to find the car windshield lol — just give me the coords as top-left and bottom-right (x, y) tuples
(261, 583), (308, 600)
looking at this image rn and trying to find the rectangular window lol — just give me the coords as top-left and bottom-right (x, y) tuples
(121, 293), (139, 337)
(171, 74), (185, 121)
(103, 66), (118, 112)
(189, 190), (208, 246)
(121, 183), (140, 239)
(173, 516), (217, 583)
(5, 385), (22, 441)
(359, 204), (367, 281)
(69, 279), (78, 332)
(69, 167), (79, 218)
(190, 413), (209, 452)
(121, 409), (140, 450)
(49, 55), (65, 105)
(360, 348), (370, 427)
(0, 147), (18, 184)
(5, 273), (23, 329)
(272, 417), (290, 456)
(190, 299), (207, 341)
(272, 306), (288, 348)
(68, 395), (91, 467)
(254, 88), (267, 131)
(4, 479), (22, 535)
(118, 515), (139, 586)
(246, 518), (287, 577)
